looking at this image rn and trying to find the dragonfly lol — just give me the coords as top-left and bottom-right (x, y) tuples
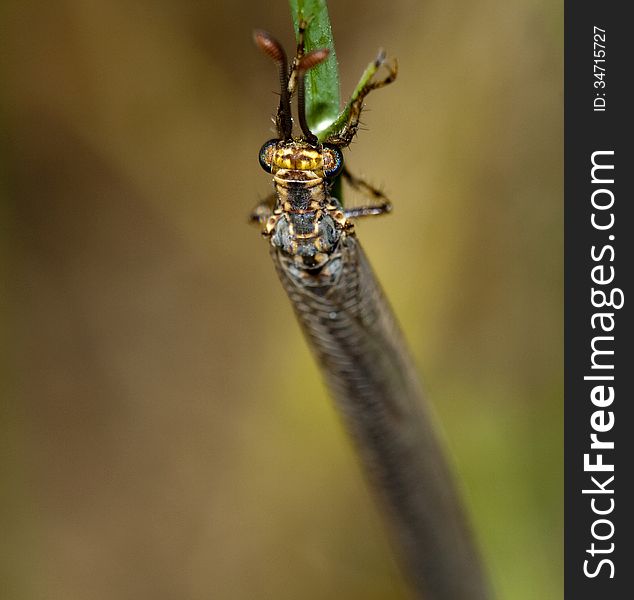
(252, 22), (491, 600)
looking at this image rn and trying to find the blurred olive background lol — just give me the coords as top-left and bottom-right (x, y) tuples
(1, 1), (562, 599)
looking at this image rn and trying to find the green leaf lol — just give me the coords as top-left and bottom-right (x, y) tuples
(289, 0), (340, 136)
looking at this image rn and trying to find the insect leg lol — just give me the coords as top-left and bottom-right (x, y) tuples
(341, 166), (392, 219)
(249, 193), (277, 226)
(324, 52), (397, 148)
(287, 18), (310, 97)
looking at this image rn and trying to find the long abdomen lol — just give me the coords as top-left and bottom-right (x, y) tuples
(271, 234), (492, 600)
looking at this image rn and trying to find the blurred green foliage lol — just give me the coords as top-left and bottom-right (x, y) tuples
(2, 1), (562, 599)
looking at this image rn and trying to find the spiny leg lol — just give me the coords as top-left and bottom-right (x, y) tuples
(341, 166), (392, 219)
(284, 18), (329, 145)
(249, 193), (277, 226)
(324, 51), (397, 148)
(287, 18), (311, 97)
(344, 204), (392, 219)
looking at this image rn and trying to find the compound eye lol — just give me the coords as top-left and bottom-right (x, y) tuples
(323, 145), (344, 179)
(258, 139), (278, 173)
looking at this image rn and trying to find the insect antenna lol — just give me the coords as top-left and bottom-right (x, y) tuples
(253, 30), (293, 140)
(297, 49), (330, 145)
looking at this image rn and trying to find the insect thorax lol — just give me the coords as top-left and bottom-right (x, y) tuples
(264, 142), (348, 270)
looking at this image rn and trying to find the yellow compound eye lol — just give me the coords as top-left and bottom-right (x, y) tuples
(258, 139), (278, 173)
(323, 145), (344, 178)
